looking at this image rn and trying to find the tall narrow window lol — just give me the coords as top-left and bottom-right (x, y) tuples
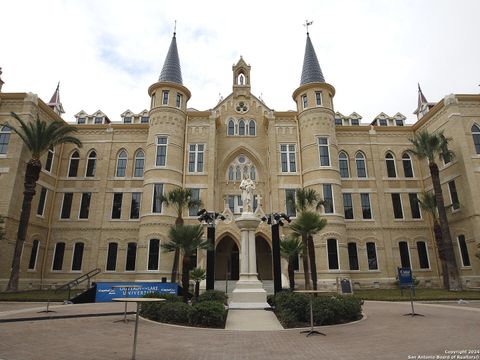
(130, 192), (141, 219)
(235, 165), (241, 180)
(116, 150), (127, 177)
(148, 239), (160, 270)
(238, 119), (245, 135)
(68, 151), (80, 177)
(60, 193), (73, 219)
(188, 144), (204, 172)
(366, 242), (378, 270)
(280, 144), (296, 173)
(156, 136), (168, 166)
(71, 242), (84, 271)
(227, 119), (235, 135)
(391, 193), (404, 219)
(125, 242), (137, 271)
(402, 153), (414, 177)
(227, 195), (243, 214)
(176, 93), (183, 108)
(188, 189), (200, 216)
(343, 193), (353, 219)
(302, 94), (308, 109)
(385, 153), (397, 178)
(417, 241), (430, 269)
(162, 90), (169, 105)
(315, 91), (322, 106)
(360, 193), (372, 219)
(248, 120), (256, 136)
(106, 243), (118, 271)
(457, 235), (471, 267)
(45, 146), (55, 172)
(0, 125), (11, 154)
(37, 187), (47, 216)
(285, 189), (297, 217)
(52, 242), (65, 271)
(228, 166), (234, 181)
(339, 152), (349, 178)
(134, 150), (144, 177)
(250, 165), (256, 180)
(28, 240), (40, 270)
(347, 242), (359, 270)
(318, 137), (330, 166)
(152, 184), (163, 213)
(399, 241), (411, 268)
(323, 184), (334, 214)
(79, 192), (91, 219)
(86, 151), (97, 177)
(409, 193), (421, 219)
(111, 193), (123, 219)
(327, 239), (339, 270)
(448, 180), (460, 210)
(355, 152), (367, 178)
(472, 124), (480, 154)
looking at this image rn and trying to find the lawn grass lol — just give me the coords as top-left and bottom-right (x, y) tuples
(0, 289), (83, 302)
(354, 288), (480, 301)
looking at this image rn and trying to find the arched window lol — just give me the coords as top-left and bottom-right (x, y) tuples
(402, 153), (414, 178)
(227, 119), (235, 135)
(250, 165), (256, 180)
(45, 146), (55, 172)
(238, 73), (245, 85)
(134, 150), (145, 177)
(85, 151), (97, 177)
(72, 242), (84, 271)
(248, 120), (256, 136)
(52, 242), (65, 271)
(417, 241), (430, 269)
(148, 239), (160, 271)
(457, 235), (471, 267)
(235, 165), (241, 180)
(68, 151), (80, 177)
(125, 242), (137, 271)
(116, 150), (127, 177)
(471, 124), (480, 154)
(339, 151), (349, 178)
(106, 242), (118, 271)
(385, 152), (397, 178)
(347, 242), (359, 270)
(0, 125), (11, 155)
(28, 240), (40, 270)
(327, 239), (339, 270)
(366, 242), (378, 270)
(355, 152), (367, 178)
(399, 241), (411, 268)
(228, 166), (234, 181)
(238, 119), (246, 136)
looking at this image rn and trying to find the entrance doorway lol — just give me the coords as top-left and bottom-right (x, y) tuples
(256, 236), (272, 280)
(215, 236), (239, 280)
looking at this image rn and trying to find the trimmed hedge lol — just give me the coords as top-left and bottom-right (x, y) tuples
(190, 301), (226, 328)
(272, 291), (362, 328)
(196, 290), (228, 305)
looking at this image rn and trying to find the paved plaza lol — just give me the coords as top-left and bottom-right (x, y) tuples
(0, 300), (479, 360)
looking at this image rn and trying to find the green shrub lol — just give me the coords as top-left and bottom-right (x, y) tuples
(190, 300), (226, 328)
(274, 291), (309, 323)
(142, 292), (182, 302)
(156, 302), (193, 324)
(140, 292), (183, 320)
(197, 290), (228, 304)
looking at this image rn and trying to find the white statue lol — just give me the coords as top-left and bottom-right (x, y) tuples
(240, 175), (255, 213)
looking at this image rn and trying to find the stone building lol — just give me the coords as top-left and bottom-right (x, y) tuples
(0, 32), (479, 291)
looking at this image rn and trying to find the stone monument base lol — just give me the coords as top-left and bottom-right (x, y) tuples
(228, 278), (270, 309)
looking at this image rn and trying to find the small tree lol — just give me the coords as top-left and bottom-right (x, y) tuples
(190, 267), (206, 300)
(160, 188), (203, 283)
(280, 236), (304, 290)
(162, 225), (209, 302)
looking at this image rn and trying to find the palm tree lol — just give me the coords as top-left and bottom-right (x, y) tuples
(190, 267), (206, 300)
(162, 224), (209, 302)
(280, 236), (304, 290)
(287, 189), (324, 290)
(290, 211), (327, 291)
(409, 130), (461, 290)
(5, 112), (82, 291)
(160, 188), (203, 283)
(416, 191), (449, 289)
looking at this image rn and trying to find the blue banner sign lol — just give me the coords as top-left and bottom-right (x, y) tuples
(95, 282), (178, 302)
(398, 267), (413, 287)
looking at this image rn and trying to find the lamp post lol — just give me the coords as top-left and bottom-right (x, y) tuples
(197, 209), (225, 290)
(261, 213), (291, 294)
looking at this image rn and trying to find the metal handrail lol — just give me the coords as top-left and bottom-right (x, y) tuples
(55, 268), (101, 299)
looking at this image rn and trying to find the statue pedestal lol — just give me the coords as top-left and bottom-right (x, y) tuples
(229, 213), (269, 309)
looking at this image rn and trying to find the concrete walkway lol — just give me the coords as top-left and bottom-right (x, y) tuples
(0, 301), (479, 360)
(225, 309), (283, 330)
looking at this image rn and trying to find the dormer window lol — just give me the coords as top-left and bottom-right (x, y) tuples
(379, 119), (387, 126)
(395, 119), (404, 126)
(77, 117), (86, 124)
(351, 119), (359, 126)
(335, 118), (342, 126)
(94, 117), (103, 124)
(124, 117), (132, 124)
(141, 116), (149, 124)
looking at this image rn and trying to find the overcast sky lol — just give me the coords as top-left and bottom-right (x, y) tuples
(2, 0), (479, 124)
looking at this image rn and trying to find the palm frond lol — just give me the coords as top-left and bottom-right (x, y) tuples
(290, 211), (327, 237)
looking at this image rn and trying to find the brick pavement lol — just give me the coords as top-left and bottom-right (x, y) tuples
(0, 301), (479, 360)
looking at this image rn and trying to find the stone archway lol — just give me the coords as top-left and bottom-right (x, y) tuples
(255, 236), (272, 281)
(215, 236), (239, 280)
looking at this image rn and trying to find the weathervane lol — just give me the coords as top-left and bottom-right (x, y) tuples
(174, 20), (177, 35)
(303, 20), (313, 34)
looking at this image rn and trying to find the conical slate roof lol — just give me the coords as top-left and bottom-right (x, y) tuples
(158, 33), (183, 84)
(300, 33), (325, 85)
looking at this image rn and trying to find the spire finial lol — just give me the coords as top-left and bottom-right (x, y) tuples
(174, 20), (177, 36)
(303, 20), (313, 35)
